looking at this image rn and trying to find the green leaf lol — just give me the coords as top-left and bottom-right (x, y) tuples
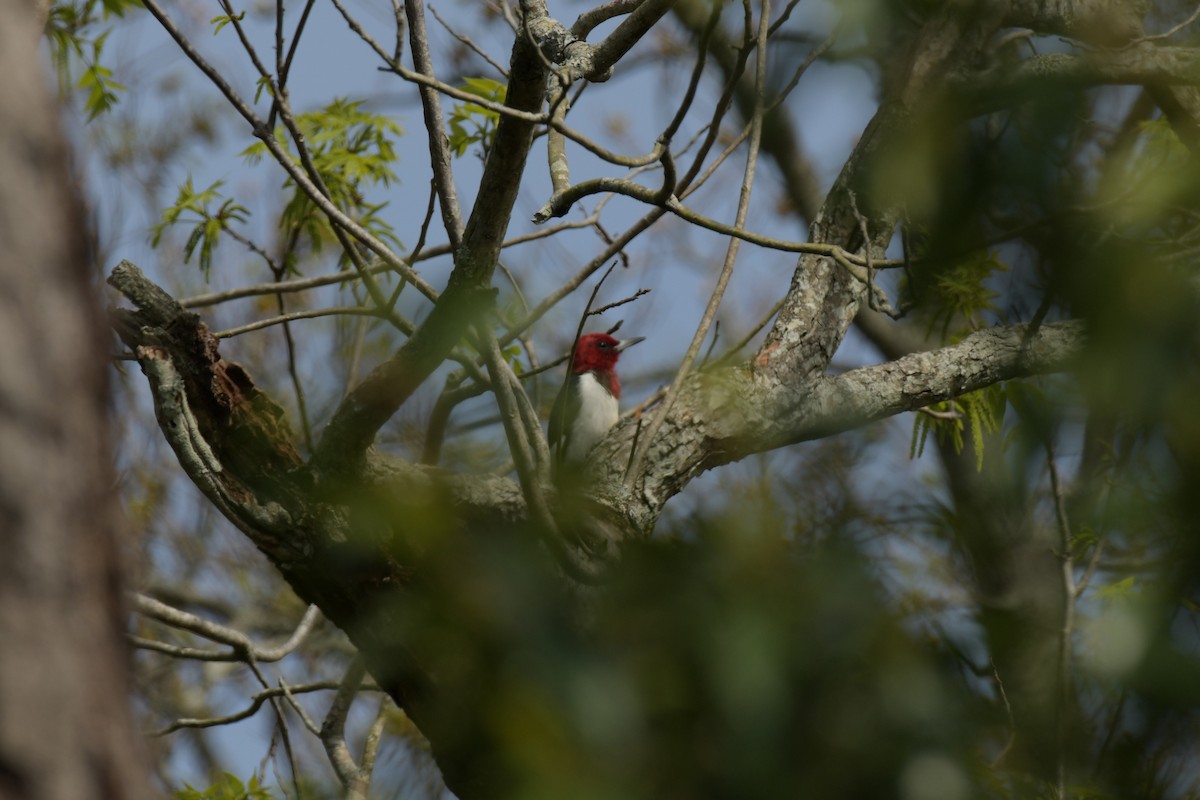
(502, 342), (524, 373)
(259, 97), (405, 264)
(903, 241), (1008, 342)
(99, 0), (141, 18)
(910, 385), (1006, 470)
(253, 74), (274, 104)
(1094, 575), (1137, 602)
(210, 10), (245, 35)
(152, 178), (250, 280)
(44, 10), (130, 118)
(447, 76), (506, 159)
(79, 62), (124, 119)
(171, 771), (274, 800)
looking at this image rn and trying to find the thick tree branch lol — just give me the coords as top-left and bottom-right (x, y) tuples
(523, 0), (677, 82)
(313, 19), (550, 473)
(592, 320), (1085, 528)
(1005, 0), (1148, 45)
(749, 320), (1085, 452)
(955, 45), (1200, 113)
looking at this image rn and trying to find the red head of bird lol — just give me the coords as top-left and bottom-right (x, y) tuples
(549, 333), (644, 469)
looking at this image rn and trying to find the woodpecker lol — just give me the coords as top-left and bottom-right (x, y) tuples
(549, 332), (644, 471)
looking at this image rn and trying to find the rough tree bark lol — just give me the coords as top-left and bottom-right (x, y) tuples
(0, 2), (154, 799)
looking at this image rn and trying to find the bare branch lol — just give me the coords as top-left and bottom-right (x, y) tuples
(571, 0), (642, 38)
(626, 0), (772, 484)
(133, 594), (321, 662)
(214, 306), (386, 339)
(429, 4), (509, 77)
(406, 0), (466, 248)
(151, 680), (380, 736)
(953, 46), (1200, 112)
(320, 658), (368, 791)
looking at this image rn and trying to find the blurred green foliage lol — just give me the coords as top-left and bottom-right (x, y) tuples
(45, 0), (139, 118)
(173, 773), (273, 800)
(366, 502), (992, 800)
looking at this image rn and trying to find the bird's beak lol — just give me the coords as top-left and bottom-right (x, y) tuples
(615, 336), (645, 352)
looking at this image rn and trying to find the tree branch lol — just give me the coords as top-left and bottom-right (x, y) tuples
(313, 17), (550, 473)
(595, 319), (1086, 529)
(955, 45), (1200, 113)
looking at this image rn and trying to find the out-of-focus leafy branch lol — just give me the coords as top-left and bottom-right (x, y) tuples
(45, 0), (139, 118)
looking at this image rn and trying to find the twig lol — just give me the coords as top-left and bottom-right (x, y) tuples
(1047, 442), (1075, 800)
(587, 288), (650, 317)
(390, 0), (405, 62)
(150, 680), (380, 736)
(180, 215), (597, 309)
(547, 77), (573, 195)
(420, 374), (487, 465)
(848, 188), (891, 316)
(1075, 540), (1105, 598)
(319, 658), (368, 791)
(429, 3), (509, 77)
(626, 0), (773, 487)
(989, 660), (1017, 767)
(1134, 1), (1200, 44)
(571, 0), (641, 37)
(659, 0), (721, 146)
(917, 406), (964, 421)
(701, 320), (720, 366)
(140, 0), (437, 303)
(358, 699), (389, 795)
(715, 295), (785, 363)
(406, 0), (465, 249)
(532, 177), (904, 270)
(133, 595), (322, 662)
(277, 677), (323, 736)
(213, 306), (384, 339)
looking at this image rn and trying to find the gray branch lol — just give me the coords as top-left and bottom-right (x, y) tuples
(956, 45), (1200, 112)
(523, 0), (676, 82)
(592, 320), (1086, 529)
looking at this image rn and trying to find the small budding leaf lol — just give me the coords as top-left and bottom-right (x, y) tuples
(1095, 575), (1137, 602)
(910, 385), (1006, 471)
(171, 771), (274, 799)
(210, 10), (245, 35)
(45, 0), (135, 116)
(151, 178), (250, 279)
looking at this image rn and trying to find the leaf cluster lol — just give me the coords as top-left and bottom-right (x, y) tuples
(172, 772), (273, 800)
(45, 0), (138, 119)
(242, 98), (404, 270)
(910, 383), (1006, 471)
(908, 247), (1009, 341)
(447, 77), (506, 159)
(151, 178), (249, 279)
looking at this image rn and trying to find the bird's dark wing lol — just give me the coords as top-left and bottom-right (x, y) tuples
(547, 377), (580, 469)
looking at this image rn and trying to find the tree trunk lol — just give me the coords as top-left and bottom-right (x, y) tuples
(0, 3), (153, 798)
